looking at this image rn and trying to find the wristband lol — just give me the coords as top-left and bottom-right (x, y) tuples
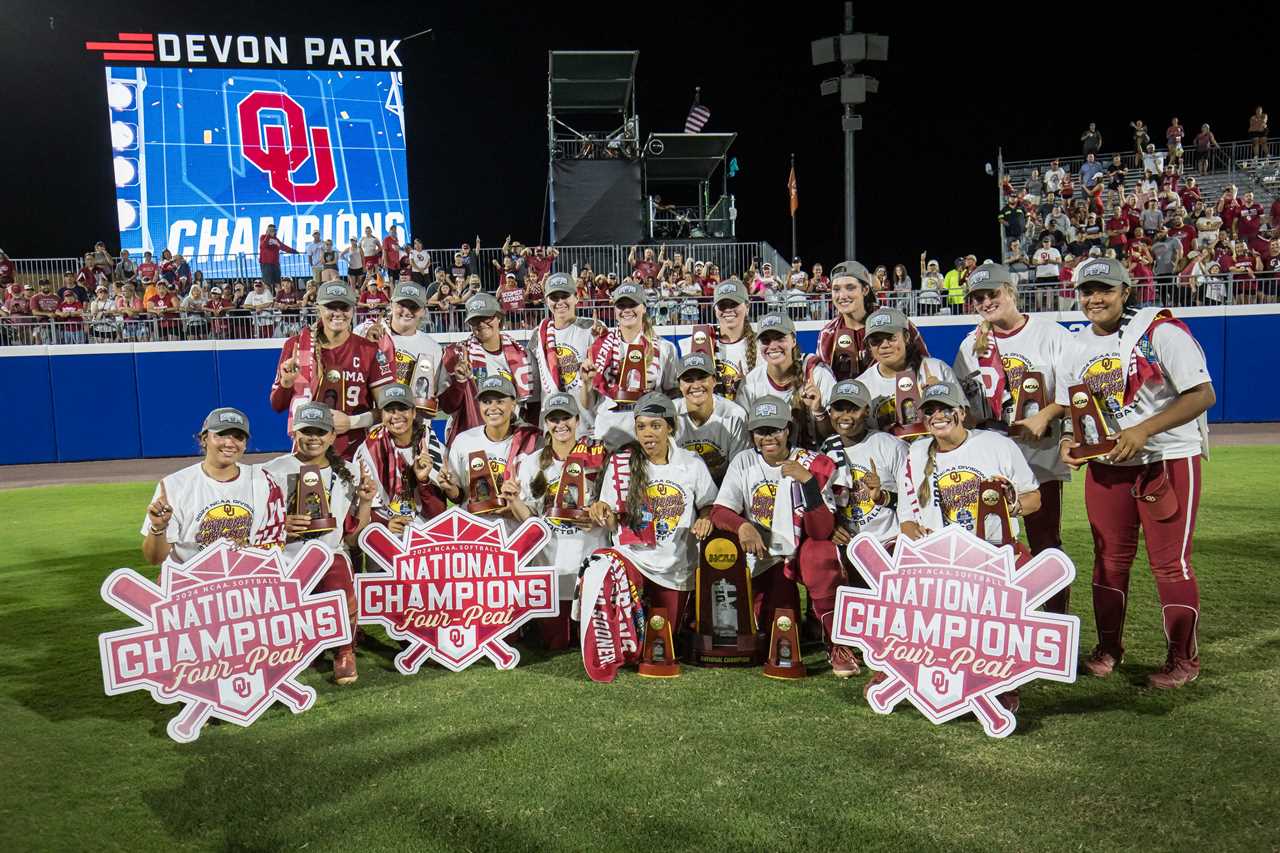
(349, 411), (374, 429)
(149, 524), (169, 536)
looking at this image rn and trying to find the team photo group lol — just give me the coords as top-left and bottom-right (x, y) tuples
(141, 251), (1213, 699)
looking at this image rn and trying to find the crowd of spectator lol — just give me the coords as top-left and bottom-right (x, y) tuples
(997, 112), (1279, 309)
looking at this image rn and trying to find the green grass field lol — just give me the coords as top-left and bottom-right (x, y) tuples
(2, 447), (1279, 852)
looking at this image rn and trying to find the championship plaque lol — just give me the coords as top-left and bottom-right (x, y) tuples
(692, 536), (762, 667)
(831, 331), (860, 381)
(465, 451), (503, 514)
(547, 459), (591, 526)
(690, 324), (717, 362)
(295, 464), (337, 534)
(1009, 371), (1047, 437)
(614, 343), (649, 402)
(977, 479), (1015, 548)
(890, 371), (929, 439)
(410, 353), (438, 418)
(763, 608), (807, 679)
(1067, 383), (1117, 461)
(638, 608), (680, 678)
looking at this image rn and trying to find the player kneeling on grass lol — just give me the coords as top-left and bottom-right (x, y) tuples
(709, 396), (856, 677)
(1057, 258), (1215, 690)
(508, 393), (609, 650)
(586, 393), (718, 653)
(263, 402), (377, 685)
(896, 381), (1041, 711)
(353, 384), (450, 535)
(142, 408), (288, 567)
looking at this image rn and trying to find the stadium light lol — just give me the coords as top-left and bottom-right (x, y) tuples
(811, 3), (887, 260)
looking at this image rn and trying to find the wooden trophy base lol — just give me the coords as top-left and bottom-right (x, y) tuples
(638, 607), (680, 678)
(891, 422), (930, 440)
(763, 608), (807, 680)
(692, 635), (763, 668)
(416, 399), (439, 419)
(638, 661), (681, 678)
(303, 516), (338, 534)
(1068, 438), (1117, 462)
(548, 509), (591, 528)
(466, 499), (504, 515)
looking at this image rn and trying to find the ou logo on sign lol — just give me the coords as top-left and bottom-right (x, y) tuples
(237, 91), (338, 204)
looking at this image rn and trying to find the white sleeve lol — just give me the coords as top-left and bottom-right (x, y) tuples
(713, 456), (749, 513)
(725, 408), (749, 460)
(952, 342), (985, 413)
(1151, 322), (1212, 394)
(880, 436), (908, 496)
(1001, 436), (1039, 494)
(352, 444), (388, 507)
(691, 454), (718, 508)
(448, 438), (471, 492)
(598, 455), (621, 508)
(811, 364), (836, 407)
(658, 340), (679, 394)
(1053, 339), (1082, 408)
(931, 358), (958, 385)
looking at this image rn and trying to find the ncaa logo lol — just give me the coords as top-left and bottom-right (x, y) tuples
(237, 91), (338, 204)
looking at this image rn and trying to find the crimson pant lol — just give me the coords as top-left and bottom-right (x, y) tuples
(1085, 457), (1202, 662)
(752, 540), (848, 647)
(622, 563), (690, 640)
(1024, 478), (1069, 614)
(316, 551), (358, 654)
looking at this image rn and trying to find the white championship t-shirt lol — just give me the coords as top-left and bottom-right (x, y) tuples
(713, 449), (803, 576)
(674, 395), (749, 479)
(677, 331), (753, 402)
(1056, 320), (1211, 465)
(736, 359), (837, 413)
(821, 431), (908, 544)
(597, 441), (717, 591)
(896, 430), (1038, 544)
(262, 453), (364, 554)
(515, 453), (608, 599)
(140, 462), (283, 563)
(953, 315), (1072, 483)
(353, 321), (447, 400)
(447, 425), (528, 534)
(856, 357), (957, 429)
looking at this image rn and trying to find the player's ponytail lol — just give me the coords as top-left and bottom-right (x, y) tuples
(917, 438), (938, 507)
(620, 442), (652, 533)
(741, 322), (758, 372)
(326, 446), (354, 487)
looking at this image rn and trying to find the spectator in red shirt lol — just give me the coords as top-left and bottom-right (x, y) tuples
(628, 244), (663, 281)
(1106, 205), (1131, 253)
(145, 279), (181, 340)
(136, 251), (157, 285)
(3, 283), (34, 344)
(258, 223), (298, 288)
(55, 289), (85, 344)
(1169, 214), (1198, 256)
(381, 225), (402, 281)
(498, 272), (526, 328)
(206, 285), (229, 338)
(0, 250), (15, 288)
(1217, 186), (1242, 235)
(1179, 177), (1202, 213)
(357, 275), (390, 323)
(1235, 191), (1266, 251)
(523, 245), (558, 284)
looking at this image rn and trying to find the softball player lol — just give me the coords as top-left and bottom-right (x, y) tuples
(855, 307), (956, 432)
(735, 312), (835, 450)
(676, 277), (757, 402)
(352, 384), (450, 532)
(672, 353), (749, 482)
(354, 281), (446, 400)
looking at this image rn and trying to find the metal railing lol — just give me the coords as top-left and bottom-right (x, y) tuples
(5, 275), (1274, 347)
(1001, 136), (1280, 183)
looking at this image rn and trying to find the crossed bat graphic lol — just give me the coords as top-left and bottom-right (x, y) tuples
(102, 542), (339, 743)
(846, 534), (1074, 738)
(359, 517), (548, 674)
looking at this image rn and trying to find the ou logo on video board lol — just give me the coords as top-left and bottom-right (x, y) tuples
(237, 91), (337, 204)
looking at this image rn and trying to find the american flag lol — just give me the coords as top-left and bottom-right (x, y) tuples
(684, 88), (710, 134)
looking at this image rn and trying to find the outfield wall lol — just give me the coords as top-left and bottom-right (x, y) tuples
(2, 306), (1276, 466)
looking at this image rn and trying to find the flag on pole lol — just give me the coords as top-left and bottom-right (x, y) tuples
(788, 165), (799, 216)
(685, 88), (710, 134)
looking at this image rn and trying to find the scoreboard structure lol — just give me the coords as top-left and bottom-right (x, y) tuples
(103, 58), (409, 274)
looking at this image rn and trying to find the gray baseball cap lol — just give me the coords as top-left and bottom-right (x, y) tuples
(291, 401), (335, 433)
(865, 307), (909, 337)
(477, 374), (517, 400)
(633, 392), (676, 420)
(611, 282), (647, 306)
(202, 407), (250, 436)
(965, 263), (1015, 295)
(541, 392), (580, 421)
(317, 282), (356, 307)
(746, 396), (791, 431)
(375, 383), (412, 408)
(757, 312), (795, 336)
(678, 352), (715, 378)
(712, 278), (748, 305)
(829, 380), (873, 409)
(919, 381), (968, 410)
(544, 272), (575, 298)
(464, 292), (501, 322)
(830, 260), (873, 286)
(392, 282), (427, 307)
(1075, 257), (1131, 289)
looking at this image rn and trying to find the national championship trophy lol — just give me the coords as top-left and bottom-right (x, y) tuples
(295, 464), (337, 534)
(691, 535), (762, 667)
(831, 331), (860, 381)
(1008, 370), (1047, 438)
(977, 479), (1016, 548)
(763, 608), (806, 679)
(639, 607), (680, 678)
(547, 459), (591, 526)
(1067, 383), (1117, 461)
(410, 353), (438, 418)
(891, 371), (929, 439)
(614, 343), (649, 402)
(465, 451), (503, 514)
(689, 324), (717, 362)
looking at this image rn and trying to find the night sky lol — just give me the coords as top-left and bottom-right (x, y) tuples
(3, 0), (1276, 273)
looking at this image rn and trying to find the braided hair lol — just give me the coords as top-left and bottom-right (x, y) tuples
(741, 322), (759, 373)
(917, 437), (939, 507)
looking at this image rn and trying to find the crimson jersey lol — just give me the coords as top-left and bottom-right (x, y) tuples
(0, 260), (13, 285)
(30, 293), (59, 314)
(1236, 203), (1264, 237)
(270, 333), (395, 459)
